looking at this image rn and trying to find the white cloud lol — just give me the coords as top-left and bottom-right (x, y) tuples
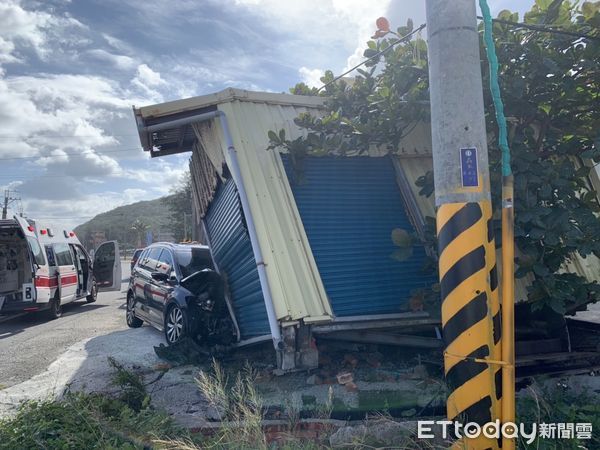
(86, 48), (138, 70)
(0, 37), (18, 63)
(101, 33), (131, 53)
(227, 0), (391, 74)
(134, 63), (165, 87)
(299, 66), (324, 88)
(0, 72), (136, 158)
(0, 0), (87, 63)
(0, 0), (52, 60)
(130, 63), (166, 103)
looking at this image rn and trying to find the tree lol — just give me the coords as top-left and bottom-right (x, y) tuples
(131, 219), (150, 248)
(162, 170), (193, 242)
(270, 1), (600, 315)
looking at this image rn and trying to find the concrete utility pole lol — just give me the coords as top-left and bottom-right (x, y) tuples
(425, 1), (501, 448)
(2, 190), (21, 220)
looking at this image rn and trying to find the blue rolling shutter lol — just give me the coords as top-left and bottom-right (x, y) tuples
(282, 155), (436, 317)
(204, 179), (270, 338)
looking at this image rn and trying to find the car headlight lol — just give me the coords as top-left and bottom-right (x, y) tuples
(195, 292), (214, 311)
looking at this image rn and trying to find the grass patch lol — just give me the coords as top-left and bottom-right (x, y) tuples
(3, 355), (597, 449)
(517, 381), (600, 449)
(0, 358), (192, 450)
(0, 392), (185, 450)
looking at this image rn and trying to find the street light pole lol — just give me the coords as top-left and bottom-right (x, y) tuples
(425, 0), (501, 448)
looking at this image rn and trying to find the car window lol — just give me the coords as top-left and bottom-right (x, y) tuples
(133, 248), (148, 269)
(142, 247), (162, 271)
(53, 243), (73, 266)
(45, 245), (56, 266)
(156, 249), (175, 276)
(26, 236), (46, 266)
(176, 248), (214, 278)
(76, 245), (88, 262)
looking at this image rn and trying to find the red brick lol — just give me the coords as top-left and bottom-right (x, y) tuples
(336, 371), (354, 385)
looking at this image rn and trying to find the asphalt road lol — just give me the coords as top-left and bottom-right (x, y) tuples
(0, 261), (133, 389)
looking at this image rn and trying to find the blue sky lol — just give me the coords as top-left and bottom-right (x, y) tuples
(0, 0), (531, 229)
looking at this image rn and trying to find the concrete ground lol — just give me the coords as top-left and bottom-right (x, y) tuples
(0, 261), (137, 389)
(0, 260), (210, 420)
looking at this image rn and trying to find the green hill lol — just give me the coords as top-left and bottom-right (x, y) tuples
(74, 195), (175, 251)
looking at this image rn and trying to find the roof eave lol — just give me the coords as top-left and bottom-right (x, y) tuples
(134, 88), (326, 157)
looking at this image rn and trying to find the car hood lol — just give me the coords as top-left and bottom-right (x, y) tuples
(180, 269), (224, 294)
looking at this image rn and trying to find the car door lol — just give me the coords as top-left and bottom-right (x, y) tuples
(135, 246), (163, 325)
(69, 244), (84, 298)
(52, 243), (77, 303)
(129, 248), (149, 321)
(93, 241), (122, 292)
(14, 217), (40, 302)
(151, 248), (176, 319)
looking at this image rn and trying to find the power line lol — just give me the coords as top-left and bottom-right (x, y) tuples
(0, 173), (124, 179)
(317, 24), (427, 93)
(0, 133), (139, 139)
(317, 16), (597, 93)
(479, 16), (600, 41)
(0, 147), (146, 161)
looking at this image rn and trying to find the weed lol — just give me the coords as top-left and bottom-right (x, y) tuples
(0, 359), (191, 450)
(517, 381), (600, 449)
(108, 356), (150, 412)
(195, 359), (267, 449)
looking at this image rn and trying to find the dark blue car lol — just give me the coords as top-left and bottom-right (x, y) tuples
(126, 242), (235, 346)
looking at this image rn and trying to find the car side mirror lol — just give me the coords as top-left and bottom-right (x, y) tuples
(151, 272), (169, 282)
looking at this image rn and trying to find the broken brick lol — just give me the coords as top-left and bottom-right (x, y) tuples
(154, 363), (172, 371)
(336, 371), (354, 385)
(344, 353), (359, 368)
(345, 381), (359, 392)
(366, 354), (382, 368)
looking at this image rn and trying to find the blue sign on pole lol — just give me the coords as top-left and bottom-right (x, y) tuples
(460, 147), (479, 187)
(146, 230), (153, 246)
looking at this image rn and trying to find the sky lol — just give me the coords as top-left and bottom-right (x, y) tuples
(0, 0), (532, 230)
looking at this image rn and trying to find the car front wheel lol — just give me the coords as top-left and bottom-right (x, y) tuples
(165, 305), (187, 344)
(126, 293), (143, 328)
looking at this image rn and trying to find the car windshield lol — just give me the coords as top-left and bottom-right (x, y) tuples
(176, 248), (214, 278)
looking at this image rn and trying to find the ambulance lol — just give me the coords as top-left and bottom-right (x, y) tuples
(0, 215), (121, 319)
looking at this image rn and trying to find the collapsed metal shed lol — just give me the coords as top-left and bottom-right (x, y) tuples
(134, 88), (600, 369)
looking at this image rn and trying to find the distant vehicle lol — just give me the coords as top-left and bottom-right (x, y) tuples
(126, 242), (235, 345)
(0, 216), (121, 319)
(130, 248), (144, 271)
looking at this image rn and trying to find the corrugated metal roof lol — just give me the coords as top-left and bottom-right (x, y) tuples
(136, 88), (325, 120)
(205, 179), (270, 338)
(282, 155), (438, 316)
(214, 99), (333, 323)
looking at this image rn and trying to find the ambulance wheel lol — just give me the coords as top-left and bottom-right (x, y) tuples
(47, 296), (62, 320)
(126, 292), (143, 328)
(86, 279), (97, 303)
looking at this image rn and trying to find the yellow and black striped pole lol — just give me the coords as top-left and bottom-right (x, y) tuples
(438, 201), (502, 449)
(425, 1), (502, 448)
